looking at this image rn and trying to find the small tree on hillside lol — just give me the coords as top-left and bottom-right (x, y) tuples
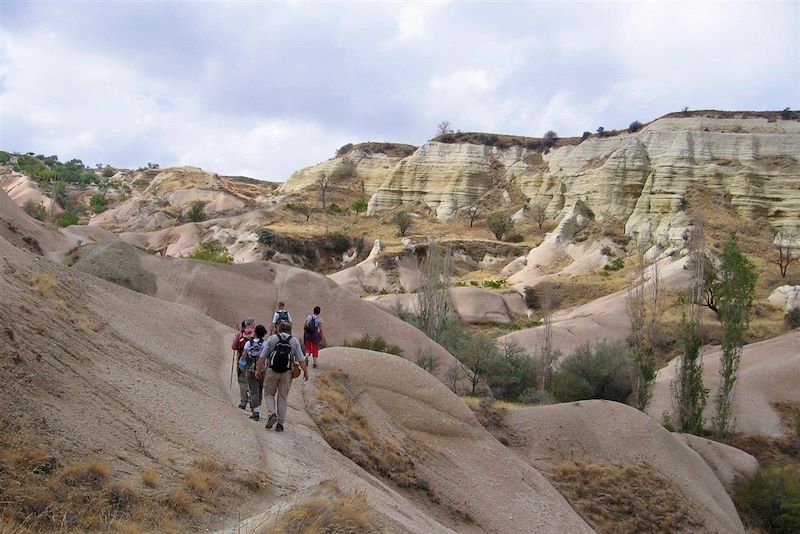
(626, 240), (658, 411)
(529, 202), (547, 230)
(771, 227), (797, 278)
(287, 202), (314, 221)
(392, 211), (412, 236)
(460, 334), (499, 396)
(596, 126), (605, 137)
(486, 211), (513, 241)
(465, 204), (483, 228)
(417, 241), (453, 343)
(436, 120), (453, 136)
(317, 171), (331, 208)
(186, 200), (206, 222)
(711, 232), (758, 437)
(350, 197), (368, 216)
(673, 225), (709, 435)
(542, 130), (558, 148)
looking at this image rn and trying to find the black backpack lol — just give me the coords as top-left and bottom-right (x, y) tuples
(268, 334), (293, 373)
(275, 310), (290, 324)
(304, 316), (318, 335)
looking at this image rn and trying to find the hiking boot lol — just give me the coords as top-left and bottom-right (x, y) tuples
(249, 412), (260, 421)
(275, 423), (284, 432)
(238, 402), (247, 410)
(264, 414), (277, 429)
(312, 362), (318, 369)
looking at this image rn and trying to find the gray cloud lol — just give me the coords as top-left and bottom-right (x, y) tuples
(1, 1), (797, 180)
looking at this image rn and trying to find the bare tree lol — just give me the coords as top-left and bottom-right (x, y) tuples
(436, 120), (453, 136)
(465, 204), (483, 228)
(417, 241), (452, 343)
(446, 365), (463, 394)
(317, 171), (331, 208)
(287, 202), (314, 221)
(529, 202), (547, 230)
(771, 227), (797, 278)
(538, 289), (557, 391)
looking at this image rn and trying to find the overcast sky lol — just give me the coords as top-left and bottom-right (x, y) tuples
(1, 1), (798, 181)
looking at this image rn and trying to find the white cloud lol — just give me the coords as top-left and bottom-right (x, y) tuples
(0, 1), (797, 179)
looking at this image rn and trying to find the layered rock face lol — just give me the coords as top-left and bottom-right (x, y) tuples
(332, 114), (800, 246)
(279, 143), (416, 195)
(367, 142), (527, 219)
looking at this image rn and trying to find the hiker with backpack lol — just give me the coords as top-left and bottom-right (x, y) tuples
(303, 306), (326, 369)
(231, 319), (256, 410)
(255, 321), (308, 432)
(270, 302), (292, 335)
(240, 324), (268, 421)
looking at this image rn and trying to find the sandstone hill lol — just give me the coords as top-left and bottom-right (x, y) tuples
(0, 186), (772, 533)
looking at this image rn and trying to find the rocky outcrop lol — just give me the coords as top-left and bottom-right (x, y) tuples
(279, 143), (416, 195)
(349, 114), (800, 248)
(768, 285), (800, 311)
(91, 166), (276, 232)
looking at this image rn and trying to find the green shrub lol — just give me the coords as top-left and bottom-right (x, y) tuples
(734, 467), (800, 533)
(53, 212), (79, 228)
(392, 211), (412, 237)
(325, 231), (351, 254)
(185, 201), (206, 223)
(453, 281), (466, 287)
(486, 212), (514, 241)
(326, 203), (347, 215)
(101, 167), (114, 178)
(185, 240), (233, 264)
(603, 257), (624, 272)
(551, 340), (635, 403)
(786, 307), (800, 329)
(415, 354), (440, 374)
(628, 121), (643, 133)
(89, 194), (107, 214)
(504, 232), (524, 243)
(0, 151), (10, 164)
(343, 334), (403, 356)
(497, 318), (540, 332)
(469, 280), (480, 287)
(23, 200), (47, 221)
(481, 278), (507, 289)
(523, 286), (539, 309)
(258, 228), (276, 245)
(350, 198), (368, 215)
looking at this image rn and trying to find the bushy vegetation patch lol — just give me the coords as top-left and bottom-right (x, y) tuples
(551, 340), (635, 403)
(734, 467), (800, 533)
(185, 240), (233, 264)
(343, 334), (403, 356)
(53, 212), (79, 228)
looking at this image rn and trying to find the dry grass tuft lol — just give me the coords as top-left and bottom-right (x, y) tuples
(546, 461), (704, 533)
(0, 420), (264, 532)
(310, 370), (424, 491)
(264, 481), (381, 534)
(163, 488), (196, 517)
(141, 467), (159, 488)
(62, 460), (112, 486)
(28, 273), (55, 296)
(184, 468), (219, 497)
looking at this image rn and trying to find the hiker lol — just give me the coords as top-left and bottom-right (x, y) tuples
(303, 306), (326, 369)
(231, 319), (255, 410)
(240, 324), (268, 421)
(255, 321), (308, 432)
(270, 301), (292, 335)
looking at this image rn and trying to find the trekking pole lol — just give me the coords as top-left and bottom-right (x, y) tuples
(230, 350), (236, 389)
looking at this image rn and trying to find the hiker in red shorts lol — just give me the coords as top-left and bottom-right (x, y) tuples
(303, 306), (325, 369)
